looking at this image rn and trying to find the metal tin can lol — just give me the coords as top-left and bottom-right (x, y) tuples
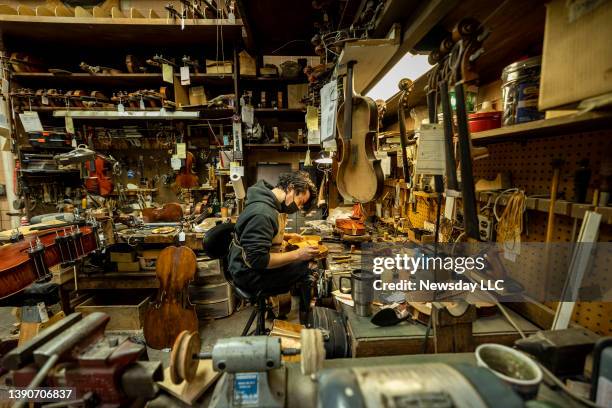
(501, 56), (545, 126)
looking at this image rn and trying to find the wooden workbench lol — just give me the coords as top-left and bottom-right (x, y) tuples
(336, 300), (540, 357)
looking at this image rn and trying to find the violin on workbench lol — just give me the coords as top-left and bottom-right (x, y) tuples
(0, 225), (99, 300)
(143, 246), (198, 349)
(336, 61), (384, 203)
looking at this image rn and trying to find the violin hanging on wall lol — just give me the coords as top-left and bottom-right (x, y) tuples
(174, 151), (199, 189)
(85, 156), (114, 197)
(335, 61), (384, 203)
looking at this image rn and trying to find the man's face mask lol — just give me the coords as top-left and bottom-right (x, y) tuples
(281, 189), (301, 214)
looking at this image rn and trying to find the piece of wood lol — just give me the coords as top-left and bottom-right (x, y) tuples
(75, 294), (149, 331)
(54, 4), (73, 17)
(0, 4), (17, 15)
(130, 7), (144, 18)
(158, 360), (220, 405)
(149, 9), (159, 18)
(18, 311), (65, 345)
(92, 6), (110, 17)
(35, 6), (54, 16)
(17, 5), (35, 16)
(74, 6), (92, 17)
(110, 6), (124, 18)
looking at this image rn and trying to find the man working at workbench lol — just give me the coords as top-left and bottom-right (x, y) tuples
(228, 171), (319, 315)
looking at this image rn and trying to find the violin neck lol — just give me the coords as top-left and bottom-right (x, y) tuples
(344, 61), (355, 141)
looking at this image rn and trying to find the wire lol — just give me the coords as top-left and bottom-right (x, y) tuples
(269, 39), (309, 55)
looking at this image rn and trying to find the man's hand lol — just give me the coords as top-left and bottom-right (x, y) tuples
(295, 245), (319, 261)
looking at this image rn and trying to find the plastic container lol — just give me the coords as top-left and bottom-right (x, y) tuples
(468, 111), (502, 133)
(501, 56), (545, 126)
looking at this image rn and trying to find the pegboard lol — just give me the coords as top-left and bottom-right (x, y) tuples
(471, 129), (612, 335)
(472, 130), (612, 200)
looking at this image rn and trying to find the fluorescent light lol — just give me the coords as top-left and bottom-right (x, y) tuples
(366, 52), (431, 102)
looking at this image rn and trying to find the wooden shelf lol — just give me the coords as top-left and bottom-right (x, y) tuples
(11, 72), (236, 88)
(52, 109), (199, 119)
(244, 143), (320, 151)
(471, 112), (612, 145)
(0, 16), (243, 49)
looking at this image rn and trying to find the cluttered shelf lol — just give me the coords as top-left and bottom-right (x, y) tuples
(11, 72), (236, 87)
(0, 15), (243, 48)
(244, 143), (321, 151)
(471, 112), (612, 145)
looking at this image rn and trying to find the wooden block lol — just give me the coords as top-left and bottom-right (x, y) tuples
(18, 312), (65, 345)
(158, 360), (220, 405)
(110, 251), (136, 262)
(117, 261), (140, 272)
(92, 6), (110, 17)
(74, 6), (92, 17)
(111, 6), (124, 18)
(54, 4), (73, 17)
(130, 7), (144, 18)
(75, 295), (149, 331)
(35, 6), (54, 16)
(0, 4), (18, 15)
(17, 5), (35, 16)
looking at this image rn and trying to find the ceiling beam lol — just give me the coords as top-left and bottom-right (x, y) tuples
(362, 0), (459, 95)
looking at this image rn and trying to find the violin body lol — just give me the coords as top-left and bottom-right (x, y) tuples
(142, 203), (183, 223)
(0, 226), (98, 300)
(143, 246), (198, 349)
(175, 151), (199, 189)
(85, 156), (114, 197)
(336, 63), (384, 203)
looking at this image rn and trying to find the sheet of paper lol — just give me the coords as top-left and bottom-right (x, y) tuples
(241, 105), (254, 126)
(180, 66), (190, 85)
(307, 129), (320, 145)
(320, 80), (338, 143)
(230, 163), (244, 177)
(19, 111), (43, 133)
(306, 105), (319, 131)
(176, 142), (187, 159)
(65, 116), (75, 134)
(162, 63), (174, 84)
(414, 124), (446, 176)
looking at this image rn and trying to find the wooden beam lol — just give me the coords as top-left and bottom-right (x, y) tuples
(362, 0), (458, 95)
(234, 0), (256, 53)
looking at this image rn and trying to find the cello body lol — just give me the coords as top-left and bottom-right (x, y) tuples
(336, 62), (384, 203)
(143, 246), (198, 349)
(142, 203), (183, 223)
(175, 151), (199, 189)
(0, 226), (98, 300)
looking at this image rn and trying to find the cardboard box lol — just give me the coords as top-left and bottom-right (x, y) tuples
(110, 251), (135, 263)
(189, 86), (207, 106)
(539, 0), (612, 110)
(287, 84), (309, 109)
(206, 60), (233, 74)
(239, 51), (256, 76)
(117, 261), (140, 272)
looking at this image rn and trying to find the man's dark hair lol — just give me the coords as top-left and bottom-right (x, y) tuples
(276, 171), (317, 211)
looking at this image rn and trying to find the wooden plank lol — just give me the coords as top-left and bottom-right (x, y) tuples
(92, 6), (110, 18)
(110, 7), (124, 18)
(471, 112), (612, 145)
(35, 6), (54, 17)
(362, 0), (459, 94)
(0, 4), (17, 15)
(54, 4), (73, 17)
(74, 6), (92, 18)
(130, 7), (144, 18)
(0, 15), (243, 48)
(16, 5), (35, 16)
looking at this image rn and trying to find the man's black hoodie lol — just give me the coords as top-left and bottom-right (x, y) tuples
(227, 180), (281, 287)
